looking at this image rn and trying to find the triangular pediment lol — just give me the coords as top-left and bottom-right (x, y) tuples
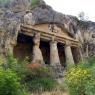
(31, 23), (75, 40)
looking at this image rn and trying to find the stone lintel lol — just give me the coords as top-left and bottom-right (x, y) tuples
(20, 25), (79, 47)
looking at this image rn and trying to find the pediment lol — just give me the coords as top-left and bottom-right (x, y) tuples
(31, 23), (75, 40)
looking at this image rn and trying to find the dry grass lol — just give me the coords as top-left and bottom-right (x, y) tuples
(31, 90), (68, 95)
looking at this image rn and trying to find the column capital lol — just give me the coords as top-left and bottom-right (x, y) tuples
(50, 37), (58, 44)
(65, 41), (71, 46)
(34, 32), (41, 39)
(33, 32), (41, 47)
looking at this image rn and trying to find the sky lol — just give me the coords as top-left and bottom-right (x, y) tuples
(44, 0), (95, 22)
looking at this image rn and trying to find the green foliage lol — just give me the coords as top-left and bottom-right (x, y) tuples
(24, 66), (57, 92)
(6, 54), (29, 79)
(7, 54), (57, 92)
(0, 55), (29, 95)
(26, 77), (56, 92)
(0, 54), (57, 93)
(0, 68), (21, 95)
(0, 0), (12, 4)
(31, 0), (40, 8)
(64, 57), (95, 95)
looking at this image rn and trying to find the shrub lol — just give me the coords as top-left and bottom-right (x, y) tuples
(6, 54), (29, 79)
(24, 66), (57, 92)
(0, 68), (21, 95)
(26, 77), (56, 92)
(0, 55), (29, 95)
(0, 54), (57, 94)
(64, 58), (95, 95)
(6, 54), (57, 93)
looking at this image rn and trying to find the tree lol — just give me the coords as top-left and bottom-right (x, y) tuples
(78, 12), (90, 58)
(78, 12), (89, 21)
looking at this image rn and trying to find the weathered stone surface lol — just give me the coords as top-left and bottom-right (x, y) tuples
(0, 0), (95, 57)
(0, 9), (25, 56)
(0, 0), (31, 12)
(65, 43), (75, 64)
(50, 40), (61, 66)
(32, 32), (44, 64)
(25, 4), (79, 37)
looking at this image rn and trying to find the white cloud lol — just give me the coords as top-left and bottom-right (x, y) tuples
(44, 0), (95, 22)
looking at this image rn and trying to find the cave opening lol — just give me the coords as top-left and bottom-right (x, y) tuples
(13, 33), (33, 61)
(57, 43), (66, 67)
(40, 40), (50, 65)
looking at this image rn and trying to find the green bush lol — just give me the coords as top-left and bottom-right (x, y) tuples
(1, 54), (29, 80)
(6, 54), (57, 93)
(24, 66), (57, 92)
(0, 68), (21, 95)
(0, 54), (57, 94)
(26, 77), (56, 92)
(64, 58), (95, 95)
(0, 55), (29, 95)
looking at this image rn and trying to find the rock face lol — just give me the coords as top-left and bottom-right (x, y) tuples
(0, 0), (95, 57)
(24, 4), (78, 37)
(0, 0), (28, 56)
(78, 21), (95, 57)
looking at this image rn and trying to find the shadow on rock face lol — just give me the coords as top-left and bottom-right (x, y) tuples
(0, 0), (31, 12)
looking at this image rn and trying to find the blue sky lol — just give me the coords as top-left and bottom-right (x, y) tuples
(44, 0), (95, 22)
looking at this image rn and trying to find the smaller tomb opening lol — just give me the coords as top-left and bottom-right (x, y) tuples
(40, 40), (50, 65)
(13, 33), (33, 61)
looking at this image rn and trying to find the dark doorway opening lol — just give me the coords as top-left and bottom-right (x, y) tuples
(13, 33), (33, 61)
(40, 40), (50, 65)
(57, 43), (66, 67)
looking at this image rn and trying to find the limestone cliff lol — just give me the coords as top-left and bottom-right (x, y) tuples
(0, 0), (29, 56)
(0, 0), (95, 57)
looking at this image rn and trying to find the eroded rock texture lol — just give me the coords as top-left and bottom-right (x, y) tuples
(0, 0), (95, 57)
(0, 0), (28, 56)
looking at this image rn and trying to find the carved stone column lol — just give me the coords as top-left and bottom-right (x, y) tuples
(78, 47), (84, 62)
(32, 32), (44, 64)
(50, 40), (61, 66)
(50, 40), (64, 78)
(65, 42), (74, 65)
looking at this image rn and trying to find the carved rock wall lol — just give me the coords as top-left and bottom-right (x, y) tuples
(0, 0), (31, 56)
(0, 0), (95, 57)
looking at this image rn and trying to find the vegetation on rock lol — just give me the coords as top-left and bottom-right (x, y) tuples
(1, 53), (95, 95)
(0, 56), (29, 95)
(0, 68), (20, 95)
(0, 0), (12, 4)
(64, 58), (95, 95)
(0, 54), (57, 95)
(31, 0), (40, 8)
